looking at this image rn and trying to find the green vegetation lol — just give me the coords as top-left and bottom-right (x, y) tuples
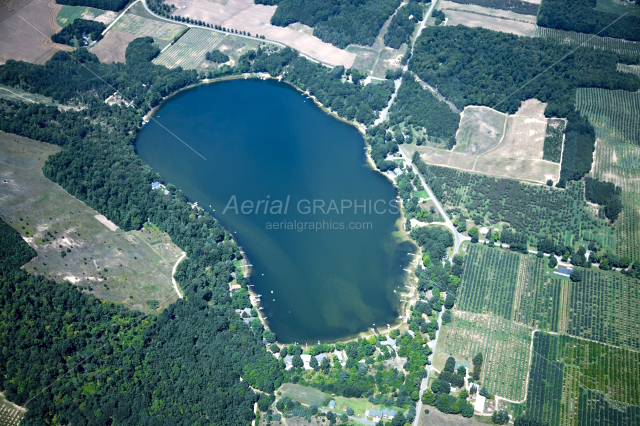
(206, 49), (230, 63)
(268, 0), (402, 48)
(441, 311), (531, 401)
(526, 332), (640, 426)
(0, 220), (36, 276)
(585, 178), (623, 222)
(0, 39), (285, 424)
(55, 0), (128, 12)
(537, 0), (640, 42)
(384, 2), (426, 49)
(412, 155), (610, 248)
(56, 5), (110, 27)
(536, 27), (640, 57)
(457, 245), (520, 319)
(388, 73), (460, 141)
(445, 0), (539, 15)
(566, 270), (640, 351)
(541, 118), (564, 163)
(51, 18), (105, 47)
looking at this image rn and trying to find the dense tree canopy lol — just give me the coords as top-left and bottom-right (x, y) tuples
(537, 0), (640, 42)
(269, 0), (402, 48)
(51, 18), (105, 47)
(384, 2), (425, 49)
(0, 220), (36, 275)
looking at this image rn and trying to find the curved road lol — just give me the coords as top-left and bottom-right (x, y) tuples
(172, 252), (186, 298)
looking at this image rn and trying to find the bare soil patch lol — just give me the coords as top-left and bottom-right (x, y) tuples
(0, 0), (62, 63)
(455, 106), (507, 155)
(439, 1), (537, 23)
(90, 29), (137, 63)
(167, 0), (356, 67)
(444, 10), (537, 37)
(0, 132), (181, 314)
(419, 409), (491, 426)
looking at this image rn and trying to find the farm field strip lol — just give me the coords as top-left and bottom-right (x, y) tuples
(154, 29), (224, 70)
(617, 63), (640, 77)
(536, 27), (640, 57)
(513, 256), (562, 332)
(576, 88), (640, 146)
(567, 270), (640, 352)
(112, 13), (185, 42)
(527, 332), (640, 426)
(443, 311), (531, 401)
(457, 245), (520, 320)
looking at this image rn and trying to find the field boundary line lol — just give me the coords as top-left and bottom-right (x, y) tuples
(102, 0), (140, 35)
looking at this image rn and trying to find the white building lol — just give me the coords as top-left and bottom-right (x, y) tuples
(474, 395), (486, 412)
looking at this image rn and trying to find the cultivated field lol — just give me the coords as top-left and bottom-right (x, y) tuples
(56, 5), (117, 27)
(527, 332), (640, 426)
(90, 30), (138, 63)
(0, 394), (24, 426)
(576, 88), (640, 146)
(0, 0), (70, 64)
(443, 10), (537, 37)
(617, 63), (640, 77)
(566, 270), (640, 352)
(111, 12), (186, 49)
(167, 0), (356, 67)
(0, 132), (182, 314)
(595, 0), (640, 18)
(457, 245), (520, 320)
(154, 28), (224, 69)
(0, 83), (59, 106)
(512, 256), (564, 332)
(441, 310), (532, 401)
(536, 27), (640, 57)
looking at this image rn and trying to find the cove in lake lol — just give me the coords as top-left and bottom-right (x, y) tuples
(136, 79), (416, 343)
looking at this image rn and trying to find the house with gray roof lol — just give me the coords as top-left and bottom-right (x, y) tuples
(328, 400), (335, 409)
(555, 266), (573, 277)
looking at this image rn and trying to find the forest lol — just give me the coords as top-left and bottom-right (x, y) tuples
(50, 18), (105, 47)
(0, 39), (288, 424)
(585, 178), (623, 222)
(388, 72), (460, 141)
(268, 0), (401, 48)
(537, 0), (640, 42)
(55, 0), (128, 11)
(445, 0), (539, 15)
(384, 2), (425, 49)
(0, 219), (36, 276)
(408, 25), (640, 181)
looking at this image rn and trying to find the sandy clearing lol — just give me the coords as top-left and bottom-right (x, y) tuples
(439, 1), (537, 24)
(90, 29), (137, 63)
(94, 214), (119, 231)
(444, 9), (537, 37)
(167, 0), (356, 67)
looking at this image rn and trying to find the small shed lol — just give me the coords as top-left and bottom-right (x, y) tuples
(555, 266), (573, 277)
(328, 400), (336, 409)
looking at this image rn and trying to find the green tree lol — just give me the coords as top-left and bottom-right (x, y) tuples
(548, 255), (558, 268)
(292, 354), (304, 369)
(309, 355), (319, 370)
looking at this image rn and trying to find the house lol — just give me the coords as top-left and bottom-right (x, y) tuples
(393, 168), (402, 176)
(283, 355), (293, 370)
(555, 266), (573, 277)
(342, 406), (348, 412)
(315, 354), (328, 364)
(474, 395), (486, 412)
(407, 330), (415, 338)
(328, 400), (336, 409)
(151, 181), (161, 189)
(366, 408), (382, 422)
(380, 337), (396, 349)
(382, 408), (397, 419)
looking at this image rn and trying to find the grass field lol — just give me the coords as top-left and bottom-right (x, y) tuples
(536, 27), (640, 57)
(512, 256), (564, 332)
(439, 1), (538, 23)
(278, 383), (384, 418)
(595, 0), (640, 18)
(0, 394), (24, 426)
(441, 310), (532, 401)
(419, 408), (494, 426)
(0, 132), (181, 314)
(457, 245), (521, 320)
(566, 270), (640, 351)
(455, 106), (506, 155)
(526, 332), (640, 426)
(56, 5), (117, 27)
(154, 28), (224, 70)
(0, 84), (60, 106)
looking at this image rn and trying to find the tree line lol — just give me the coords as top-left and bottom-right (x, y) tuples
(51, 18), (105, 47)
(384, 2), (426, 49)
(55, 0), (128, 11)
(537, 0), (640, 42)
(268, 0), (402, 48)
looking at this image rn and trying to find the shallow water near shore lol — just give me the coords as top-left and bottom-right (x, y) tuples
(136, 79), (416, 343)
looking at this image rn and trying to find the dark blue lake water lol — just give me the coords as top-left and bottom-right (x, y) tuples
(136, 79), (416, 343)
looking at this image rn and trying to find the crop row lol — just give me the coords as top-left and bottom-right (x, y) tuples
(576, 88), (640, 147)
(617, 64), (640, 78)
(526, 332), (563, 425)
(457, 245), (520, 320)
(542, 118), (565, 163)
(577, 387), (640, 426)
(537, 27), (640, 57)
(444, 311), (531, 401)
(513, 256), (562, 332)
(155, 29), (224, 70)
(566, 270), (640, 351)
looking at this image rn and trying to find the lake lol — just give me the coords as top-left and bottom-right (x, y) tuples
(136, 79), (416, 343)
